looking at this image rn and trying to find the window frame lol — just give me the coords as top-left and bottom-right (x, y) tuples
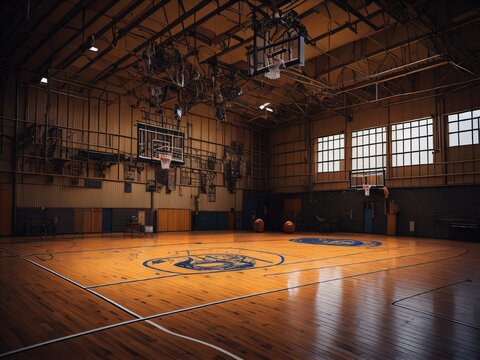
(391, 117), (434, 167)
(316, 133), (345, 173)
(447, 109), (480, 147)
(351, 126), (387, 171)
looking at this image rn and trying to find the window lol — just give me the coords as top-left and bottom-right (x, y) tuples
(317, 133), (344, 172)
(448, 109), (480, 147)
(351, 126), (386, 170)
(392, 117), (433, 166)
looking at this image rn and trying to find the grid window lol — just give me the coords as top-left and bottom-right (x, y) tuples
(448, 109), (480, 147)
(392, 117), (433, 167)
(317, 134), (344, 173)
(352, 127), (386, 170)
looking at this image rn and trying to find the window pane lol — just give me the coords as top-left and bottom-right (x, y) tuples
(404, 128), (411, 138)
(397, 141), (403, 153)
(473, 109), (480, 118)
(412, 138), (419, 151)
(459, 111), (471, 120)
(404, 154), (410, 166)
(339, 138), (344, 148)
(392, 154), (397, 167)
(419, 137), (428, 150)
(370, 144), (376, 155)
(427, 124), (433, 135)
(449, 133), (458, 146)
(428, 151), (433, 163)
(358, 136), (363, 146)
(412, 152), (419, 165)
(397, 129), (403, 140)
(474, 131), (479, 145)
(420, 126), (427, 136)
(459, 131), (472, 145)
(448, 114), (458, 122)
(412, 126), (419, 137)
(404, 140), (411, 152)
(420, 151), (427, 164)
(398, 154), (404, 166)
(449, 122), (458, 132)
(392, 131), (396, 141)
(459, 120), (472, 131)
(334, 161), (340, 172)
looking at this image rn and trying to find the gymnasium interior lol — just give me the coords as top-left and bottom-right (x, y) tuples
(1, 0), (479, 358)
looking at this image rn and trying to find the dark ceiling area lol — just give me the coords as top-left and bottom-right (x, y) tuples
(1, 0), (480, 128)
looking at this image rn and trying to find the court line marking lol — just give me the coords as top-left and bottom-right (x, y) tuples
(392, 279), (480, 330)
(265, 247), (461, 277)
(10, 256), (243, 360)
(0, 247), (469, 358)
(17, 237), (288, 257)
(87, 245), (449, 289)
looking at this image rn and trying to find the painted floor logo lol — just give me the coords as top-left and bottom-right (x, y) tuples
(143, 248), (284, 273)
(290, 238), (382, 247)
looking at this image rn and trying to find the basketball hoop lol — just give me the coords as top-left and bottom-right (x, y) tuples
(158, 152), (172, 170)
(265, 57), (284, 80)
(362, 184), (372, 196)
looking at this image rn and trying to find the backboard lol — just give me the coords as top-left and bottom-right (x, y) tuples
(137, 122), (185, 165)
(349, 169), (385, 189)
(247, 10), (305, 77)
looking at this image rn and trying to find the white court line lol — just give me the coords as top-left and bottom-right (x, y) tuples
(145, 320), (243, 360)
(2, 248), (468, 358)
(7, 256), (243, 360)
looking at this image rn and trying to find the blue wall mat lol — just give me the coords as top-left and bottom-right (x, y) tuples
(216, 212), (229, 230)
(102, 209), (113, 232)
(195, 211), (217, 230)
(290, 238), (382, 247)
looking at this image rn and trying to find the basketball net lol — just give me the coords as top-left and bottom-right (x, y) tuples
(157, 152), (172, 170)
(362, 184), (372, 196)
(265, 56), (285, 80)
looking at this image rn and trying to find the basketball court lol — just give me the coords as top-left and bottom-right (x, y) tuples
(1, 0), (480, 358)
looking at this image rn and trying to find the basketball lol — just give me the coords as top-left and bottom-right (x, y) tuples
(283, 220), (295, 234)
(254, 218), (264, 232)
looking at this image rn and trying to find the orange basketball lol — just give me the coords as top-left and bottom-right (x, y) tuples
(254, 218), (265, 232)
(283, 220), (295, 234)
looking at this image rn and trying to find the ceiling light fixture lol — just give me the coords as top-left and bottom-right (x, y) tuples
(89, 35), (98, 52)
(259, 102), (270, 110)
(40, 77), (48, 84)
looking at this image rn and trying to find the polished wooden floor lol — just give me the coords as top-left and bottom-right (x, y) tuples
(0, 231), (479, 359)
